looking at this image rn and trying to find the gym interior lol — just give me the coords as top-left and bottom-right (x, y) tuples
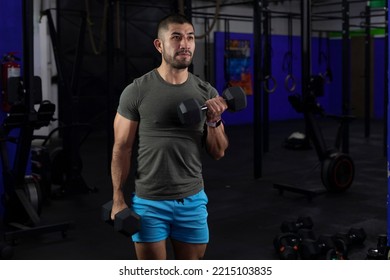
(0, 0), (389, 260)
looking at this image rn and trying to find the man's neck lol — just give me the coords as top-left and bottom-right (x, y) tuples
(156, 65), (189, 85)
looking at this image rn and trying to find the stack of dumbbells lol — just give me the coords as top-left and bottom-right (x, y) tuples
(273, 216), (314, 260)
(273, 217), (367, 260)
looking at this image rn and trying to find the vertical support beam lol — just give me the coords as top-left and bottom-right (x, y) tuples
(383, 1), (388, 157)
(387, 0), (390, 251)
(56, 0), (64, 132)
(301, 0), (311, 99)
(204, 18), (210, 81)
(22, 0), (34, 113)
(124, 7), (129, 81)
(263, 0), (270, 153)
(301, 0), (312, 151)
(13, 0), (36, 185)
(184, 0), (193, 73)
(70, 11), (86, 94)
(341, 0), (350, 154)
(364, 3), (371, 138)
(184, 0), (192, 19)
(253, 0), (263, 179)
(224, 19), (231, 86)
(106, 0), (115, 173)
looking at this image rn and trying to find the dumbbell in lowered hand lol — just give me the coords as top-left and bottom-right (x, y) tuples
(101, 201), (141, 237)
(177, 86), (247, 125)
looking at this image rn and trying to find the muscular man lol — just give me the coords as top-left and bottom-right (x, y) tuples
(110, 13), (229, 260)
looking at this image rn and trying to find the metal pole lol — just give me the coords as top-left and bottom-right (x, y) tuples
(364, 3), (371, 138)
(341, 0), (351, 154)
(253, 0), (263, 179)
(301, 0), (311, 95)
(14, 0), (36, 185)
(387, 0), (390, 252)
(384, 2), (389, 157)
(107, 0), (115, 174)
(301, 0), (312, 150)
(185, 0), (193, 73)
(263, 0), (270, 153)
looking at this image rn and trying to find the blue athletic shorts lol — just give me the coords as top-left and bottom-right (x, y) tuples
(131, 189), (209, 244)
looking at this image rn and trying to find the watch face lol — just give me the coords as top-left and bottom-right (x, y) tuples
(207, 119), (222, 127)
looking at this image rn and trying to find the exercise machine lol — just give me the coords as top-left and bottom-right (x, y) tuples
(274, 75), (355, 198)
(0, 0), (73, 258)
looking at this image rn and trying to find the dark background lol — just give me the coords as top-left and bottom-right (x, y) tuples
(0, 0), (389, 260)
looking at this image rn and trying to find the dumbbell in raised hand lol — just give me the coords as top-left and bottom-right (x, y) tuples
(177, 86), (247, 125)
(101, 201), (141, 237)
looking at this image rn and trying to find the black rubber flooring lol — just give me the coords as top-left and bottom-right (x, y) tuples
(2, 118), (388, 260)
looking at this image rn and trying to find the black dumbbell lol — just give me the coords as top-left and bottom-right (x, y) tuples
(273, 232), (300, 260)
(101, 201), (141, 237)
(296, 228), (316, 241)
(367, 234), (388, 260)
(280, 216), (314, 233)
(177, 86), (247, 125)
(299, 234), (338, 260)
(332, 227), (366, 259)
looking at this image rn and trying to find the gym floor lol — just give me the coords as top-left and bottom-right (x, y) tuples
(4, 118), (387, 260)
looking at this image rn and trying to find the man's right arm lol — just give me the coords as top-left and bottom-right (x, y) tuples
(110, 112), (139, 220)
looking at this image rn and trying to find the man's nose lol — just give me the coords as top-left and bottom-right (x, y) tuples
(180, 38), (191, 49)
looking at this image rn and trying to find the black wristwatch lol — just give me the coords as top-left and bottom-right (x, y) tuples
(206, 119), (222, 128)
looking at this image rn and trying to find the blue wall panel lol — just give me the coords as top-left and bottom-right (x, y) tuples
(214, 33), (385, 125)
(387, 0), (390, 249)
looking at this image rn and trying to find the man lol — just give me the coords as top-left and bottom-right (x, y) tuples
(110, 13), (229, 260)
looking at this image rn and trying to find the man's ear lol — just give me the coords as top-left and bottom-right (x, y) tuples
(154, 39), (162, 53)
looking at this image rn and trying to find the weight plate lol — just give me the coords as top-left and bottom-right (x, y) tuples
(4, 177), (43, 224)
(24, 176), (42, 216)
(321, 153), (354, 192)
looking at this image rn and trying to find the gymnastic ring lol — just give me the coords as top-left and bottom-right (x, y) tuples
(284, 74), (296, 92)
(263, 75), (277, 94)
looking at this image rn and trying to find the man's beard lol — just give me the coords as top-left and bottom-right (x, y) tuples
(163, 50), (193, 69)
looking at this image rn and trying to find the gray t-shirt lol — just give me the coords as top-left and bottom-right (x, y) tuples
(117, 69), (218, 200)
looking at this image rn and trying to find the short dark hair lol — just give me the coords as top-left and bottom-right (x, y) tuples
(157, 13), (194, 38)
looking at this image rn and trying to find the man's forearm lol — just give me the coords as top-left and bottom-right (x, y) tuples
(206, 124), (229, 160)
(111, 146), (131, 203)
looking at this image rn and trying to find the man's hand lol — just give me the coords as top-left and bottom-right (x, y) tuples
(111, 201), (129, 220)
(205, 96), (228, 122)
